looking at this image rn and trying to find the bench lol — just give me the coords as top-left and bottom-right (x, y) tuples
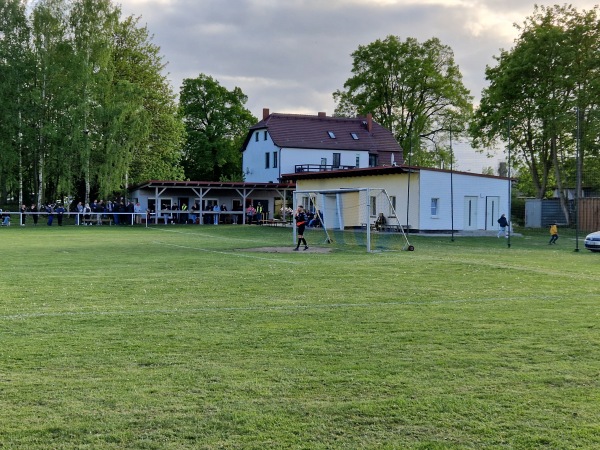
(260, 219), (287, 227)
(382, 224), (411, 232)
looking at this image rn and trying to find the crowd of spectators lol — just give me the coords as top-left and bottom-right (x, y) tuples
(0, 199), (143, 226)
(2, 199), (286, 226)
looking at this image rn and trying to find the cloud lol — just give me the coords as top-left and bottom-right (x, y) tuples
(117, 0), (598, 169)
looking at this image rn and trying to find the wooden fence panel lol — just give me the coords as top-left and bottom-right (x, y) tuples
(579, 198), (600, 232)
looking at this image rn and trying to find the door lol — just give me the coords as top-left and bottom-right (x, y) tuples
(486, 196), (500, 230)
(464, 196), (478, 230)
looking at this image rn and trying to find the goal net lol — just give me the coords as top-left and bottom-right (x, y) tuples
(293, 188), (413, 253)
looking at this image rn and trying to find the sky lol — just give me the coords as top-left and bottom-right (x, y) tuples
(117, 0), (597, 172)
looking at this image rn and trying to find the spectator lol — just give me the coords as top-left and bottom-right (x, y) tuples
(2, 209), (10, 226)
(190, 203), (199, 224)
(46, 204), (54, 226)
(76, 202), (84, 225)
(246, 205), (256, 224)
(375, 212), (386, 231)
(56, 203), (65, 226)
(213, 203), (221, 225)
(31, 204), (39, 226)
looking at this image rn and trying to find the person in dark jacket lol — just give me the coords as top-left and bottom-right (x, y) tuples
(31, 204), (39, 226)
(46, 204), (54, 226)
(294, 205), (309, 251)
(55, 203), (65, 226)
(497, 214), (508, 238)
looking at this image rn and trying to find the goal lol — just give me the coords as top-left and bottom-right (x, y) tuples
(292, 188), (414, 253)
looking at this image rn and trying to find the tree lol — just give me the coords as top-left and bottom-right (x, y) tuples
(333, 35), (473, 167)
(0, 0), (32, 205)
(30, 0), (73, 206)
(0, 0), (185, 206)
(113, 15), (185, 185)
(179, 74), (256, 181)
(471, 5), (600, 223)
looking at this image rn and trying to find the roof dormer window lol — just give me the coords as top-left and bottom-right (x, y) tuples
(351, 133), (359, 140)
(327, 131), (336, 139)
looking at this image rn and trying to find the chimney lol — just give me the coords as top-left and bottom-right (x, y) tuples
(318, 112), (326, 118)
(263, 108), (270, 120)
(367, 113), (373, 132)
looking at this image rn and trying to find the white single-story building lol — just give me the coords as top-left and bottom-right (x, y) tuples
(282, 165), (511, 233)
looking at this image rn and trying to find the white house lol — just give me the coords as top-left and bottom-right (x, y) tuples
(241, 109), (403, 183)
(281, 166), (511, 233)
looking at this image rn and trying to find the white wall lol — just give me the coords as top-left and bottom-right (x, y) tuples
(419, 169), (509, 231)
(296, 169), (509, 232)
(243, 130), (281, 183)
(243, 130), (370, 182)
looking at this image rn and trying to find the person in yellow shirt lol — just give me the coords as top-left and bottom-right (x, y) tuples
(549, 223), (559, 244)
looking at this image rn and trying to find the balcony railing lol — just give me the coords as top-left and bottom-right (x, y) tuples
(295, 164), (356, 173)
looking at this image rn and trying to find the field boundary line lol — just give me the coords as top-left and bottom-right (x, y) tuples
(152, 241), (301, 264)
(147, 226), (278, 244)
(0, 294), (582, 321)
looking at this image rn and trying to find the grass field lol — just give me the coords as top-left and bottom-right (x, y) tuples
(1, 224), (599, 449)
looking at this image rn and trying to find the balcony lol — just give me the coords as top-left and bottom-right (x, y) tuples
(295, 164), (356, 173)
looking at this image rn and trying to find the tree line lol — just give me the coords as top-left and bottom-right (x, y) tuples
(2, 1), (599, 226)
(0, 0), (186, 207)
(334, 5), (600, 226)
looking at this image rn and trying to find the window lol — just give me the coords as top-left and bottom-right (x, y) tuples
(264, 131), (268, 140)
(265, 152), (270, 169)
(431, 198), (439, 217)
(333, 153), (341, 168)
(203, 199), (218, 211)
(389, 196), (397, 217)
(327, 131), (336, 139)
(351, 132), (359, 140)
(355, 154), (360, 167)
(300, 196), (310, 209)
(255, 132), (259, 142)
(273, 151), (278, 169)
(370, 196), (377, 216)
(369, 154), (378, 167)
(320, 157), (327, 168)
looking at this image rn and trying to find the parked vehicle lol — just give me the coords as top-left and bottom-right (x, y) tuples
(584, 231), (600, 252)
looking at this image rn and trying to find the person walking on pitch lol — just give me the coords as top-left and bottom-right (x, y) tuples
(548, 223), (559, 244)
(497, 213), (508, 238)
(294, 205), (309, 251)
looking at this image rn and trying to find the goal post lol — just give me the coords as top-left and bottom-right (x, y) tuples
(292, 188), (413, 252)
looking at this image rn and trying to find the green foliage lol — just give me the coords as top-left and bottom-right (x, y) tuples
(0, 0), (183, 204)
(471, 5), (600, 207)
(0, 0), (31, 202)
(510, 193), (526, 226)
(112, 15), (185, 185)
(179, 74), (256, 181)
(333, 35), (473, 168)
(0, 225), (599, 448)
(481, 166), (495, 176)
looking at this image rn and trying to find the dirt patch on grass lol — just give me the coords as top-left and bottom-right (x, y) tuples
(242, 246), (332, 253)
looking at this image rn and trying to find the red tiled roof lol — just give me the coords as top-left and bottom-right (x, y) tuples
(241, 113), (402, 154)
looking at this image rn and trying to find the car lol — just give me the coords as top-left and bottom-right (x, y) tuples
(584, 231), (600, 252)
